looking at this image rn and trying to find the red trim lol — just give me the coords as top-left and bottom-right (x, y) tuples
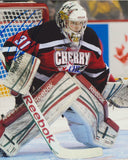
(76, 75), (107, 106)
(0, 3), (49, 22)
(77, 98), (97, 121)
(44, 86), (79, 116)
(43, 72), (65, 87)
(88, 19), (128, 23)
(0, 3), (47, 8)
(75, 74), (108, 120)
(0, 121), (5, 138)
(106, 118), (119, 132)
(108, 74), (116, 82)
(34, 72), (65, 100)
(3, 104), (27, 126)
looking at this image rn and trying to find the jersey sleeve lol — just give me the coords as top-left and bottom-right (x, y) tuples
(82, 38), (109, 93)
(2, 29), (39, 69)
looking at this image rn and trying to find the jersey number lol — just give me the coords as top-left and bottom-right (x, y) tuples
(15, 35), (31, 49)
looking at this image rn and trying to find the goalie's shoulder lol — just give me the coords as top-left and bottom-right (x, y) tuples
(82, 26), (101, 58)
(28, 20), (64, 43)
(84, 26), (100, 47)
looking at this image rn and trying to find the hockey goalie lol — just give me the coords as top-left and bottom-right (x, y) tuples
(0, 0), (125, 158)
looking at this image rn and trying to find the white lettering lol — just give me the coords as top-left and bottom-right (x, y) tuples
(55, 51), (90, 66)
(61, 51), (67, 64)
(89, 85), (105, 104)
(23, 95), (55, 143)
(74, 52), (79, 64)
(79, 52), (85, 64)
(35, 83), (53, 103)
(55, 51), (61, 65)
(68, 51), (73, 63)
(85, 52), (90, 66)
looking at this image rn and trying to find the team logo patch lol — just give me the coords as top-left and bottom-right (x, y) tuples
(54, 50), (90, 73)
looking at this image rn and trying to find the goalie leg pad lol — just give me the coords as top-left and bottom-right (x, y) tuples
(64, 74), (119, 148)
(65, 109), (119, 148)
(0, 72), (80, 157)
(96, 118), (119, 148)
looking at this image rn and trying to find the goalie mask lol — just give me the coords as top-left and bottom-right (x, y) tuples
(56, 1), (88, 47)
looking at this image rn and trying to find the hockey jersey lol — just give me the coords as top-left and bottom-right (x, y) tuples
(2, 20), (109, 92)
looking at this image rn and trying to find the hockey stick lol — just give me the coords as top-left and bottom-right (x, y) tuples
(22, 92), (103, 159)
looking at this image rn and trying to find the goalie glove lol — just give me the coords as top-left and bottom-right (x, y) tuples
(102, 78), (128, 108)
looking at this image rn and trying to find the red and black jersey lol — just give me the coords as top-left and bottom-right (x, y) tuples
(2, 20), (109, 92)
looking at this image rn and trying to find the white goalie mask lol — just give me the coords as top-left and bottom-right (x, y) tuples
(56, 1), (88, 47)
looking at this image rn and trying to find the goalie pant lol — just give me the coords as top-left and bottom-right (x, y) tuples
(0, 73), (119, 157)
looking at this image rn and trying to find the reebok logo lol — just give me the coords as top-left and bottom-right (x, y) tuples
(23, 95), (55, 143)
(10, 53), (23, 73)
(35, 83), (53, 103)
(89, 85), (105, 104)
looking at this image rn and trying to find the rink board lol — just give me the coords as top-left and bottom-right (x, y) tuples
(88, 20), (128, 78)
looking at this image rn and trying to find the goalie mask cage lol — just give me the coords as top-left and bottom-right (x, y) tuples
(0, 3), (49, 97)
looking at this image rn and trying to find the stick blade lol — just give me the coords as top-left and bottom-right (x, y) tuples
(57, 146), (103, 159)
